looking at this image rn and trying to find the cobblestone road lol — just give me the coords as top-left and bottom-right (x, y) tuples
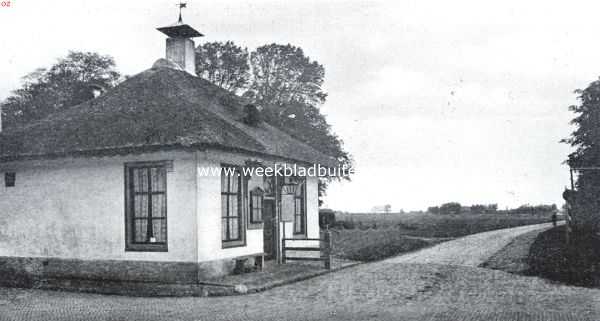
(1, 223), (598, 321)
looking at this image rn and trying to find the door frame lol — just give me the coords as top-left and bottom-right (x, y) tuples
(263, 198), (277, 260)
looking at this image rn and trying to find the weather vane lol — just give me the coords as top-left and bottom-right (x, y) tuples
(177, 2), (187, 24)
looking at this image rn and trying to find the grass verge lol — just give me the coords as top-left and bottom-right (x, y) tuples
(480, 228), (547, 274)
(331, 227), (444, 262)
(528, 226), (600, 287)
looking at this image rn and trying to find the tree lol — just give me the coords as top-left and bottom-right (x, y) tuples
(562, 79), (600, 230)
(195, 41), (250, 94)
(246, 43), (327, 108)
(1, 51), (121, 129)
(194, 42), (352, 205)
(439, 202), (462, 215)
(261, 100), (352, 205)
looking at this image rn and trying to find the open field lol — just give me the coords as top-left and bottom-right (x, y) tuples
(330, 228), (442, 261)
(333, 212), (553, 237)
(330, 212), (553, 261)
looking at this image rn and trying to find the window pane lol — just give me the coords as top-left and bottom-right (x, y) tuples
(229, 196), (238, 218)
(295, 215), (302, 233)
(152, 194), (165, 218)
(151, 167), (166, 192)
(229, 218), (239, 240)
(132, 169), (139, 192)
(221, 171), (228, 192)
(222, 218), (228, 241)
(253, 208), (262, 222)
(230, 173), (239, 193)
(152, 218), (166, 242)
(134, 195), (148, 218)
(134, 218), (147, 242)
(134, 168), (148, 193)
(221, 195), (228, 218)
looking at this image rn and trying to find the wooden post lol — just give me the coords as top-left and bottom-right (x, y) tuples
(567, 168), (575, 246)
(256, 254), (264, 272)
(275, 173), (282, 264)
(324, 230), (332, 270)
(282, 238), (286, 264)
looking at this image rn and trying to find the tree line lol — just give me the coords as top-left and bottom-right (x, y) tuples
(427, 202), (557, 215)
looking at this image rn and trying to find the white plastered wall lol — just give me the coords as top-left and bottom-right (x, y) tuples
(0, 151), (198, 262)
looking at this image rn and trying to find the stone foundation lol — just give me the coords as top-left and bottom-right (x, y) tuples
(0, 255), (258, 296)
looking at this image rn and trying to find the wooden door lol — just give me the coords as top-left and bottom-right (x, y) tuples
(263, 199), (276, 260)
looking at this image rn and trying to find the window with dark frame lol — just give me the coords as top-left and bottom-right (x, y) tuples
(293, 179), (306, 235)
(221, 165), (245, 247)
(4, 172), (15, 187)
(125, 162), (167, 251)
(250, 188), (264, 223)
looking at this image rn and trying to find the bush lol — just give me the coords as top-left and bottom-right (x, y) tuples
(341, 220), (356, 230)
(319, 209), (336, 229)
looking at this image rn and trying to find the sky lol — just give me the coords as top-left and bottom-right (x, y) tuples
(1, 0), (598, 211)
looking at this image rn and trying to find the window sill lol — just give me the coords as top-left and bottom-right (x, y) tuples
(222, 239), (246, 249)
(125, 243), (168, 252)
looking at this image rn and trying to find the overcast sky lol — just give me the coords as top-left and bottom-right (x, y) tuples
(1, 0), (598, 211)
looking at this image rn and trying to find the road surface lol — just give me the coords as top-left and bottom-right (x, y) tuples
(386, 222), (555, 266)
(2, 222), (598, 321)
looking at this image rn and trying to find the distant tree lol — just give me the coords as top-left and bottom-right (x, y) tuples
(1, 51), (121, 129)
(470, 204), (486, 214)
(384, 204), (392, 213)
(427, 206), (440, 214)
(509, 204), (557, 215)
(195, 41), (251, 93)
(486, 204), (498, 213)
(440, 202), (462, 215)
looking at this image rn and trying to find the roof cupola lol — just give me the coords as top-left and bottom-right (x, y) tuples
(156, 2), (203, 75)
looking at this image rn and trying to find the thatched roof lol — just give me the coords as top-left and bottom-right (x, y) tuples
(0, 65), (337, 166)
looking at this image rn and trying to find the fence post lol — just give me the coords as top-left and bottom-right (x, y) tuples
(324, 230), (332, 270)
(282, 238), (286, 264)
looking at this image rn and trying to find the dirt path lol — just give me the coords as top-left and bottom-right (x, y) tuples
(385, 222), (555, 266)
(2, 222), (598, 321)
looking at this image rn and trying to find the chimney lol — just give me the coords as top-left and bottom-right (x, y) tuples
(157, 8), (203, 75)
